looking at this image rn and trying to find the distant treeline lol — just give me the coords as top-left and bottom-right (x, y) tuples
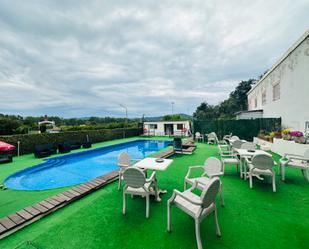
(0, 114), (140, 135)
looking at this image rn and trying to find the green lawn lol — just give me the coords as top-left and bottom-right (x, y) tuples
(0, 140), (309, 249)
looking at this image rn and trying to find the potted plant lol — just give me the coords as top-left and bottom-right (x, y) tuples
(282, 129), (291, 140)
(289, 131), (304, 143)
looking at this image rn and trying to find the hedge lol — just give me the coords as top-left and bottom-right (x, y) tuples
(0, 128), (142, 155)
(193, 118), (281, 141)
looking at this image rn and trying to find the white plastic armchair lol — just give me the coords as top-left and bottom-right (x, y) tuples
(231, 135), (239, 140)
(184, 157), (224, 206)
(117, 152), (137, 190)
(167, 178), (222, 249)
(246, 154), (276, 192)
(195, 132), (204, 142)
(279, 149), (309, 182)
(122, 167), (158, 218)
(219, 143), (240, 174)
(207, 132), (217, 144)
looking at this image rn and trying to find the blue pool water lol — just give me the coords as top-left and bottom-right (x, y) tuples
(4, 140), (171, 191)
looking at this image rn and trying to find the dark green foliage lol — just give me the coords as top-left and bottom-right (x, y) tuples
(162, 114), (184, 121)
(0, 128), (142, 155)
(193, 79), (256, 119)
(193, 118), (281, 140)
(0, 114), (140, 135)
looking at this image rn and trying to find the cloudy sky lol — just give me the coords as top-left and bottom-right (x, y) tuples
(0, 0), (308, 118)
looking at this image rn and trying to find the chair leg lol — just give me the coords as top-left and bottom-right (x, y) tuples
(195, 218), (203, 249)
(219, 183), (225, 207)
(118, 173), (122, 191)
(167, 201), (172, 232)
(272, 174), (276, 192)
(184, 180), (188, 191)
(122, 192), (126, 215)
(214, 207), (221, 237)
(281, 165), (285, 181)
(249, 173), (253, 189)
(146, 195), (150, 218)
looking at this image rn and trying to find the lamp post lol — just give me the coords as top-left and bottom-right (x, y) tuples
(119, 104), (128, 138)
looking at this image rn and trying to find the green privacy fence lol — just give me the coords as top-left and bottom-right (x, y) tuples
(193, 118), (281, 141)
(0, 127), (142, 155)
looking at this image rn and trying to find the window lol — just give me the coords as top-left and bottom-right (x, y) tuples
(273, 83), (280, 101)
(177, 124), (184, 130)
(149, 124), (157, 129)
(262, 91), (266, 105)
(254, 98), (257, 108)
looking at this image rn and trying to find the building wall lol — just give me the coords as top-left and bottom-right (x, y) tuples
(143, 121), (190, 136)
(236, 111), (263, 120)
(248, 35), (309, 131)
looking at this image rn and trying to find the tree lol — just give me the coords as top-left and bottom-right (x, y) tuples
(193, 102), (218, 120)
(193, 78), (256, 120)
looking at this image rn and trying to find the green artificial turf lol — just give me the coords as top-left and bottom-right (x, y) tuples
(0, 141), (309, 249)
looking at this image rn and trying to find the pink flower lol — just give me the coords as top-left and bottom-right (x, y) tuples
(289, 131), (303, 137)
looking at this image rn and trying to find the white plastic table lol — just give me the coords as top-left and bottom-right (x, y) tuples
(234, 149), (272, 178)
(134, 157), (173, 201)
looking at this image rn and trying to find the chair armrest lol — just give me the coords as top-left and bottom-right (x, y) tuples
(173, 189), (202, 205)
(285, 154), (309, 161)
(146, 171), (156, 183)
(206, 172), (224, 178)
(185, 166), (204, 179)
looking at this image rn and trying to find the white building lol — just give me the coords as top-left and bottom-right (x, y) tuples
(246, 29), (309, 131)
(143, 120), (191, 136)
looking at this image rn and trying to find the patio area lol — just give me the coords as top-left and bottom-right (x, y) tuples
(0, 139), (309, 249)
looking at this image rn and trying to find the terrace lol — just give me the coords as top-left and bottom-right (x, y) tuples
(0, 137), (308, 249)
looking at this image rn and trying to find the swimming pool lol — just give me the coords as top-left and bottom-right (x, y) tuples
(4, 140), (171, 191)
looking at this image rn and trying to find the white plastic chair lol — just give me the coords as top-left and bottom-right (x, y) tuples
(219, 144), (240, 174)
(231, 135), (239, 140)
(231, 140), (245, 149)
(122, 167), (158, 218)
(207, 132), (217, 144)
(167, 178), (222, 249)
(239, 142), (257, 178)
(279, 149), (309, 182)
(246, 154), (276, 192)
(195, 132), (204, 142)
(184, 157), (224, 206)
(117, 152), (136, 190)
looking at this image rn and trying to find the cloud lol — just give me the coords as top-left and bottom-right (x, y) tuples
(0, 0), (308, 117)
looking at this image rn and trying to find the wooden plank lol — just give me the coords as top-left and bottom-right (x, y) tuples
(51, 195), (67, 204)
(93, 178), (106, 184)
(88, 180), (100, 187)
(79, 183), (91, 190)
(0, 217), (16, 230)
(82, 182), (95, 189)
(39, 200), (55, 209)
(8, 214), (25, 225)
(89, 180), (101, 186)
(16, 210), (33, 220)
(0, 223), (6, 234)
(67, 189), (81, 197)
(72, 186), (87, 194)
(57, 193), (72, 201)
(45, 198), (60, 206)
(24, 206), (40, 216)
(61, 191), (76, 199)
(84, 182), (97, 188)
(32, 204), (48, 213)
